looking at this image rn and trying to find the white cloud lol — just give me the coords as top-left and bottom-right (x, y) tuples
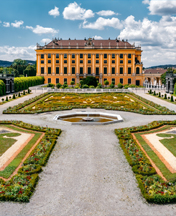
(144, 0), (176, 16)
(96, 10), (118, 16)
(48, 6), (60, 18)
(41, 38), (52, 44)
(92, 35), (103, 40)
(26, 25), (58, 35)
(0, 21), (2, 23)
(118, 14), (176, 67)
(0, 45), (36, 61)
(3, 22), (10, 27)
(82, 17), (123, 30)
(11, 20), (24, 28)
(63, 2), (94, 20)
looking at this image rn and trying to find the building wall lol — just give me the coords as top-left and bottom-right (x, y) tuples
(36, 48), (143, 86)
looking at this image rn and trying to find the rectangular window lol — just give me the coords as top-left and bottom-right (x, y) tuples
(72, 60), (75, 64)
(96, 67), (99, 75)
(120, 67), (123, 74)
(56, 54), (59, 58)
(48, 60), (51, 63)
(112, 54), (115, 58)
(120, 78), (123, 84)
(120, 60), (123, 64)
(104, 60), (107, 64)
(41, 54), (44, 59)
(64, 78), (67, 83)
(96, 54), (99, 58)
(64, 54), (67, 58)
(80, 67), (83, 74)
(48, 78), (51, 83)
(56, 78), (59, 84)
(104, 78), (107, 81)
(104, 67), (107, 74)
(96, 60), (99, 64)
(48, 54), (51, 58)
(88, 54), (91, 58)
(64, 67), (67, 74)
(80, 60), (83, 63)
(112, 78), (115, 84)
(64, 60), (67, 64)
(80, 53), (83, 58)
(104, 54), (107, 58)
(72, 78), (75, 82)
(120, 54), (123, 58)
(128, 54), (131, 58)
(88, 67), (91, 74)
(88, 60), (91, 64)
(128, 78), (131, 84)
(128, 67), (131, 74)
(56, 60), (59, 63)
(112, 67), (115, 74)
(48, 67), (51, 74)
(72, 67), (75, 74)
(128, 60), (131, 64)
(41, 60), (44, 64)
(41, 67), (44, 74)
(112, 60), (115, 64)
(72, 54), (75, 58)
(136, 67), (140, 74)
(56, 67), (59, 74)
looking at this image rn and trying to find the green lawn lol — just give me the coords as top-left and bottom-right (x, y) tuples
(0, 132), (21, 156)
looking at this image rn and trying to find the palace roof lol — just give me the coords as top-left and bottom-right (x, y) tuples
(143, 68), (167, 74)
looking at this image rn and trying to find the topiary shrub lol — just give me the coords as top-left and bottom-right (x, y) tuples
(23, 90), (25, 95)
(82, 84), (89, 88)
(13, 94), (15, 99)
(168, 97), (170, 100)
(153, 91), (156, 96)
(171, 96), (174, 102)
(149, 89), (152, 94)
(158, 92), (161, 97)
(164, 94), (167, 99)
(6, 96), (8, 101)
(18, 92), (21, 97)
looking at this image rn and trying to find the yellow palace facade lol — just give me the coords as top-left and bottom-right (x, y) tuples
(36, 38), (143, 86)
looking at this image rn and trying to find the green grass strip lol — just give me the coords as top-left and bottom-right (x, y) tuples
(0, 125), (42, 179)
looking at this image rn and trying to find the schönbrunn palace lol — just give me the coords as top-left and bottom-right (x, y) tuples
(36, 38), (143, 86)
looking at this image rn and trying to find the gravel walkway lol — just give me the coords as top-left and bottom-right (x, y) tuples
(0, 91), (176, 215)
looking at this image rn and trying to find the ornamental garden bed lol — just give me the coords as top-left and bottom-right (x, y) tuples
(0, 121), (61, 202)
(115, 121), (176, 204)
(3, 92), (175, 115)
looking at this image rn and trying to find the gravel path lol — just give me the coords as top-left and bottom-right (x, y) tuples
(0, 91), (176, 215)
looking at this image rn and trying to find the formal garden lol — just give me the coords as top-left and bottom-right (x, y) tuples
(115, 120), (176, 204)
(0, 121), (61, 202)
(3, 92), (175, 115)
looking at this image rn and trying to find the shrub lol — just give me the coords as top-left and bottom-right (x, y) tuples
(47, 83), (55, 88)
(104, 80), (109, 87)
(164, 94), (167, 99)
(171, 96), (174, 102)
(2, 98), (4, 102)
(82, 84), (89, 88)
(0, 80), (6, 96)
(9, 96), (11, 99)
(18, 92), (21, 97)
(168, 97), (170, 100)
(13, 94), (15, 99)
(23, 90), (25, 95)
(117, 83), (123, 89)
(89, 85), (95, 88)
(110, 83), (115, 88)
(56, 83), (62, 89)
(158, 92), (161, 97)
(27, 88), (31, 94)
(6, 96), (8, 101)
(62, 82), (68, 89)
(153, 91), (156, 96)
(149, 89), (152, 94)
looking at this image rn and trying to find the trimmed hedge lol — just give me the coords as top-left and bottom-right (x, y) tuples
(0, 120), (61, 202)
(115, 120), (176, 204)
(0, 80), (6, 96)
(14, 76), (44, 92)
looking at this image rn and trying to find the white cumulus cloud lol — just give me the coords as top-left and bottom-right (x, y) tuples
(63, 2), (94, 20)
(41, 38), (52, 44)
(0, 45), (36, 61)
(11, 20), (24, 28)
(48, 6), (60, 18)
(92, 35), (103, 40)
(96, 10), (118, 16)
(143, 0), (176, 16)
(26, 25), (58, 35)
(82, 17), (123, 30)
(3, 22), (10, 27)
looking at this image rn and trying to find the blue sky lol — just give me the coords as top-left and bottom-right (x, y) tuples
(0, 0), (176, 67)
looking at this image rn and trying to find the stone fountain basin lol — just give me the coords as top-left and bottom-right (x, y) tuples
(53, 112), (123, 125)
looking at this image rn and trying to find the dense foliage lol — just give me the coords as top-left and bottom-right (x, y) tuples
(14, 76), (44, 92)
(0, 80), (6, 96)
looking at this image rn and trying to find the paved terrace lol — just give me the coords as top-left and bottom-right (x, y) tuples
(0, 89), (176, 215)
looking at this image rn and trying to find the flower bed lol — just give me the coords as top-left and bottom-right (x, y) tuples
(115, 120), (176, 204)
(3, 92), (175, 115)
(0, 120), (61, 202)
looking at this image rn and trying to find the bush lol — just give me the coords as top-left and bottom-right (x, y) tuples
(117, 83), (123, 89)
(56, 83), (62, 89)
(82, 84), (89, 88)
(149, 89), (152, 94)
(47, 83), (55, 88)
(0, 80), (6, 96)
(168, 97), (170, 100)
(153, 91), (156, 96)
(158, 92), (161, 97)
(2, 98), (4, 102)
(110, 83), (115, 88)
(164, 94), (167, 99)
(18, 92), (21, 97)
(89, 85), (95, 88)
(81, 77), (97, 87)
(27, 88), (31, 94)
(62, 82), (68, 89)
(6, 96), (8, 101)
(23, 90), (25, 95)
(13, 94), (15, 99)
(97, 83), (102, 88)
(171, 96), (174, 102)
